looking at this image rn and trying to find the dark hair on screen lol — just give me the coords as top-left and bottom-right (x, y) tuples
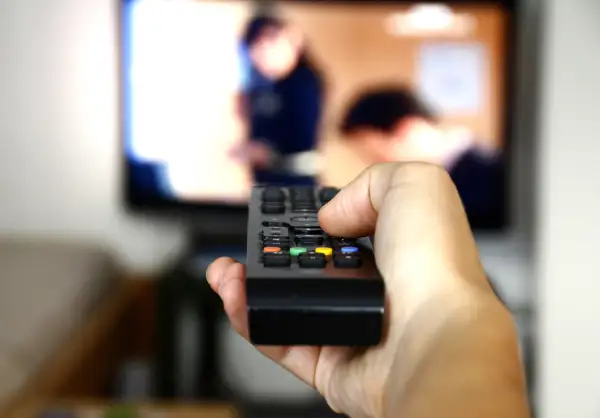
(241, 14), (324, 88)
(242, 15), (284, 49)
(340, 86), (436, 135)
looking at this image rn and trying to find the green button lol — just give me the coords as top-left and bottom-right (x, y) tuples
(290, 247), (308, 256)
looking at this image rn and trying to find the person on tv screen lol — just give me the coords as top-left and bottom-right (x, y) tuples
(339, 85), (504, 226)
(231, 14), (326, 186)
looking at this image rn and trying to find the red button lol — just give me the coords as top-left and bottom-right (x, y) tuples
(263, 247), (281, 253)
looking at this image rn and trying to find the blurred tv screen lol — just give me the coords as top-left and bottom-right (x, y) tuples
(122, 0), (511, 227)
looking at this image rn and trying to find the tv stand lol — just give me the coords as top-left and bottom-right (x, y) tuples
(155, 227), (246, 401)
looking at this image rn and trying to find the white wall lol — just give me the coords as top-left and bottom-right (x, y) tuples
(536, 0), (600, 417)
(0, 0), (185, 272)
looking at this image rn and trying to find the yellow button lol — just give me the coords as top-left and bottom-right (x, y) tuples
(315, 247), (333, 257)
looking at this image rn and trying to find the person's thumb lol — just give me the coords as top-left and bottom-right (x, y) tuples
(318, 163), (401, 238)
(318, 162), (484, 299)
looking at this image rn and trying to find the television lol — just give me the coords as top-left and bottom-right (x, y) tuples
(121, 0), (516, 231)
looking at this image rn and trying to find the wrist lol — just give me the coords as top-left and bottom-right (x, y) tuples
(383, 286), (527, 418)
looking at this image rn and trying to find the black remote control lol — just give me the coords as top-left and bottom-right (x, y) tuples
(246, 186), (385, 346)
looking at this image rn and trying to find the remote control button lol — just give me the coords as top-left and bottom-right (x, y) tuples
(263, 239), (290, 249)
(263, 235), (290, 243)
(262, 187), (285, 203)
(291, 189), (314, 198)
(333, 254), (362, 269)
(261, 203), (285, 214)
(290, 247), (308, 256)
(262, 231), (290, 239)
(290, 218), (320, 227)
(261, 227), (290, 246)
(292, 192), (314, 199)
(292, 200), (316, 207)
(263, 246), (281, 253)
(291, 201), (315, 208)
(262, 226), (289, 237)
(298, 252), (327, 268)
(315, 247), (333, 257)
(293, 225), (322, 235)
(340, 246), (359, 254)
(290, 193), (315, 206)
(332, 238), (356, 248)
(262, 220), (288, 227)
(291, 204), (316, 211)
(263, 252), (291, 267)
(290, 216), (318, 222)
(319, 187), (339, 203)
(290, 187), (314, 197)
(262, 236), (291, 243)
(296, 235), (323, 246)
(292, 207), (317, 214)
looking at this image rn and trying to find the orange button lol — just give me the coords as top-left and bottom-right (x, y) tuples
(263, 247), (281, 253)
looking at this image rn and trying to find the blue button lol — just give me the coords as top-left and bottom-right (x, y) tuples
(340, 246), (358, 254)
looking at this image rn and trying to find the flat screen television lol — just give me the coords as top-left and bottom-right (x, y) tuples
(121, 0), (516, 230)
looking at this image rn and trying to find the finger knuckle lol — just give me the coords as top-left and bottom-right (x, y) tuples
(391, 161), (452, 186)
(368, 161), (398, 175)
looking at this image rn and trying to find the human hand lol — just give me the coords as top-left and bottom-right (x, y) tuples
(207, 163), (526, 418)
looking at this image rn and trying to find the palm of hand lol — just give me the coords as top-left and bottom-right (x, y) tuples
(207, 258), (396, 418)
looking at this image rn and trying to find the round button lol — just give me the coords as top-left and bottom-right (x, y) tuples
(290, 247), (308, 256)
(315, 247), (333, 257)
(290, 216), (318, 222)
(263, 247), (281, 253)
(340, 246), (359, 254)
(333, 254), (362, 269)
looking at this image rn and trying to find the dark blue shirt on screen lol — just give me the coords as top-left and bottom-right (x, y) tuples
(449, 147), (505, 226)
(246, 64), (323, 186)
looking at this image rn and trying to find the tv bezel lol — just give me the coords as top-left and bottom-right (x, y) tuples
(119, 0), (519, 231)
